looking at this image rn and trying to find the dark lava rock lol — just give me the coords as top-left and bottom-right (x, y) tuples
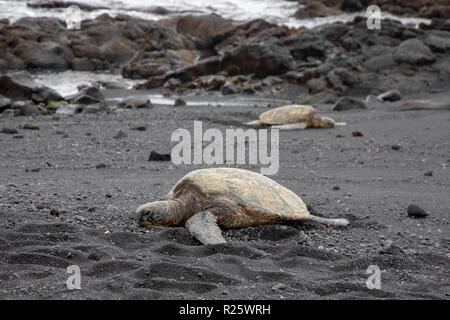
(333, 97), (367, 111)
(0, 72), (62, 102)
(174, 98), (186, 106)
(391, 144), (401, 150)
(352, 130), (363, 137)
(407, 204), (429, 218)
(394, 39), (435, 65)
(1, 128), (18, 134)
(424, 170), (433, 177)
(377, 90), (401, 102)
(222, 43), (295, 77)
(169, 14), (234, 49)
(148, 151), (171, 161)
(71, 57), (94, 71)
(16, 103), (40, 117)
(49, 209), (60, 217)
(13, 40), (70, 69)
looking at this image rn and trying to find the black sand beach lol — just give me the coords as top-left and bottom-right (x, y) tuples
(0, 0), (449, 300)
(0, 88), (449, 299)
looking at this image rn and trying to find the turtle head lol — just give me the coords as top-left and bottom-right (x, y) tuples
(135, 201), (172, 227)
(319, 116), (335, 128)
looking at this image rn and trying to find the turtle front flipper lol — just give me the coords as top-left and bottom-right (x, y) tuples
(184, 211), (226, 245)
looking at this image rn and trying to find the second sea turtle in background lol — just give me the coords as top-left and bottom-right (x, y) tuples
(244, 104), (346, 130)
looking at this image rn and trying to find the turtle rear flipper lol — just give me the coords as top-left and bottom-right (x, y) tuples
(272, 122), (307, 130)
(243, 120), (263, 127)
(185, 211), (226, 245)
(308, 215), (349, 227)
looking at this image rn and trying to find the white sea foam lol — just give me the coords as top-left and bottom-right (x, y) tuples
(0, 0), (430, 29)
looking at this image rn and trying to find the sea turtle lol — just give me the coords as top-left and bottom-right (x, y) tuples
(135, 168), (349, 245)
(244, 104), (346, 130)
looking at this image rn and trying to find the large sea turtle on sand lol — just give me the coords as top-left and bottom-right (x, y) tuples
(244, 105), (346, 130)
(135, 168), (349, 244)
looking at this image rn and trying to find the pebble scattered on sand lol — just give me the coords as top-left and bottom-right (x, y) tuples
(23, 123), (40, 130)
(148, 150), (171, 161)
(174, 98), (186, 106)
(1, 128), (18, 134)
(271, 283), (286, 291)
(407, 204), (429, 218)
(130, 125), (147, 131)
(352, 130), (363, 137)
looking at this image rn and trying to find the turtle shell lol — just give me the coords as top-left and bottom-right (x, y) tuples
(259, 104), (317, 125)
(171, 168), (310, 221)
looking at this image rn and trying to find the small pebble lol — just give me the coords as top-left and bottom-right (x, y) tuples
(272, 283), (286, 291)
(391, 145), (401, 150)
(148, 150), (171, 161)
(1, 128), (18, 134)
(424, 170), (433, 177)
(352, 130), (363, 137)
(131, 126), (147, 131)
(174, 97), (186, 106)
(23, 123), (40, 130)
(407, 204), (428, 218)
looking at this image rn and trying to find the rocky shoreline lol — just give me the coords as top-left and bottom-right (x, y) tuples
(1, 9), (449, 112)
